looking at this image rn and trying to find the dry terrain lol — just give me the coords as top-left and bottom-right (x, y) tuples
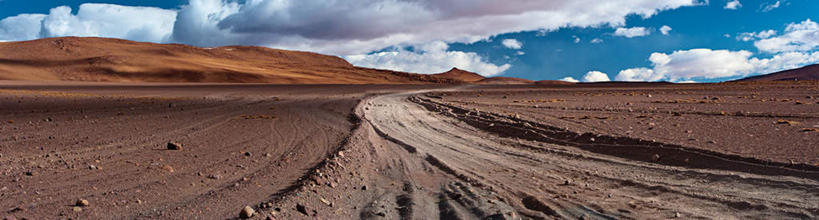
(2, 82), (818, 219)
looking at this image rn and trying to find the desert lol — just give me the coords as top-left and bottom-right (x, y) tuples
(1, 2), (819, 219)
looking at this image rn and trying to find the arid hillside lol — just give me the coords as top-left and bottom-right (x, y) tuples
(0, 37), (460, 84)
(738, 64), (819, 81)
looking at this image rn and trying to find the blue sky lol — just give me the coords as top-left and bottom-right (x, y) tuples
(1, 0), (818, 82)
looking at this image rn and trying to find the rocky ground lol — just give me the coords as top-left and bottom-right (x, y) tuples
(1, 82), (817, 219)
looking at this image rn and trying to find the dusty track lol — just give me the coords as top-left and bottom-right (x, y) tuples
(349, 91), (819, 219)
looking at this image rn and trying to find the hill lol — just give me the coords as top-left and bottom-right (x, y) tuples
(737, 64), (819, 81)
(0, 37), (459, 84)
(431, 68), (485, 82)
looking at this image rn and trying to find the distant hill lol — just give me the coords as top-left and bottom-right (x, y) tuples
(431, 68), (485, 82)
(737, 64), (819, 81)
(0, 37), (460, 84)
(476, 77), (535, 84)
(535, 80), (575, 85)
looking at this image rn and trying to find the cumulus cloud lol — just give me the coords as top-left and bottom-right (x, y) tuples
(559, 77), (579, 83)
(0, 14), (45, 41)
(345, 41), (511, 76)
(754, 19), (819, 53)
(660, 25), (672, 35)
(0, 4), (176, 43)
(615, 68), (660, 81)
(613, 27), (650, 38)
(582, 71), (611, 82)
(615, 48), (819, 82)
(502, 39), (523, 49)
(590, 38), (603, 43)
(724, 0), (742, 10)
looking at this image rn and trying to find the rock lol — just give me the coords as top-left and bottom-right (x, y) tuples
(73, 207), (83, 212)
(244, 151), (252, 157)
(651, 154), (660, 161)
(674, 212), (682, 218)
(296, 204), (309, 216)
(239, 206), (255, 218)
(76, 199), (90, 207)
(167, 142), (182, 150)
(88, 165), (97, 170)
(207, 174), (222, 180)
(161, 165), (174, 173)
(320, 198), (332, 207)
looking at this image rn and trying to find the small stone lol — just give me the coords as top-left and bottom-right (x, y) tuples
(239, 206), (255, 218)
(73, 207), (83, 212)
(651, 154), (660, 161)
(296, 204), (309, 216)
(161, 165), (174, 173)
(674, 212), (681, 218)
(76, 199), (90, 207)
(563, 179), (571, 185)
(320, 198), (332, 207)
(244, 151), (252, 157)
(167, 142), (182, 150)
(207, 174), (222, 180)
(88, 165), (97, 170)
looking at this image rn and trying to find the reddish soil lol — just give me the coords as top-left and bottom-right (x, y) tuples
(431, 81), (819, 165)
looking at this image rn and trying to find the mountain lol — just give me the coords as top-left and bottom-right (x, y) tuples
(431, 68), (485, 82)
(0, 37), (459, 84)
(737, 64), (819, 81)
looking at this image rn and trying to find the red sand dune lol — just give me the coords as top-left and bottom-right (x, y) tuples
(0, 37), (463, 84)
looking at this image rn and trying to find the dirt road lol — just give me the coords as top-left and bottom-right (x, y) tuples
(352, 91), (819, 219)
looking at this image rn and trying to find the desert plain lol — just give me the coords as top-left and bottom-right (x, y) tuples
(1, 80), (818, 220)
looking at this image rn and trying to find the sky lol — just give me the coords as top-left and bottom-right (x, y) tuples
(1, 0), (818, 82)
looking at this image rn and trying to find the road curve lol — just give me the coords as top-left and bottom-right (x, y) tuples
(361, 91), (819, 220)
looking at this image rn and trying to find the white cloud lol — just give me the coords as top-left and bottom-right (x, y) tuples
(724, 0), (742, 10)
(560, 77), (579, 83)
(660, 25), (672, 35)
(502, 39), (523, 49)
(615, 68), (661, 81)
(615, 48), (819, 82)
(755, 19), (819, 53)
(191, 0), (698, 55)
(572, 35), (581, 43)
(582, 71), (611, 82)
(590, 38), (603, 43)
(613, 27), (650, 38)
(749, 51), (819, 74)
(761, 1), (780, 12)
(738, 29), (776, 41)
(516, 51), (526, 55)
(0, 14), (45, 41)
(345, 41), (510, 76)
(0, 4), (177, 43)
